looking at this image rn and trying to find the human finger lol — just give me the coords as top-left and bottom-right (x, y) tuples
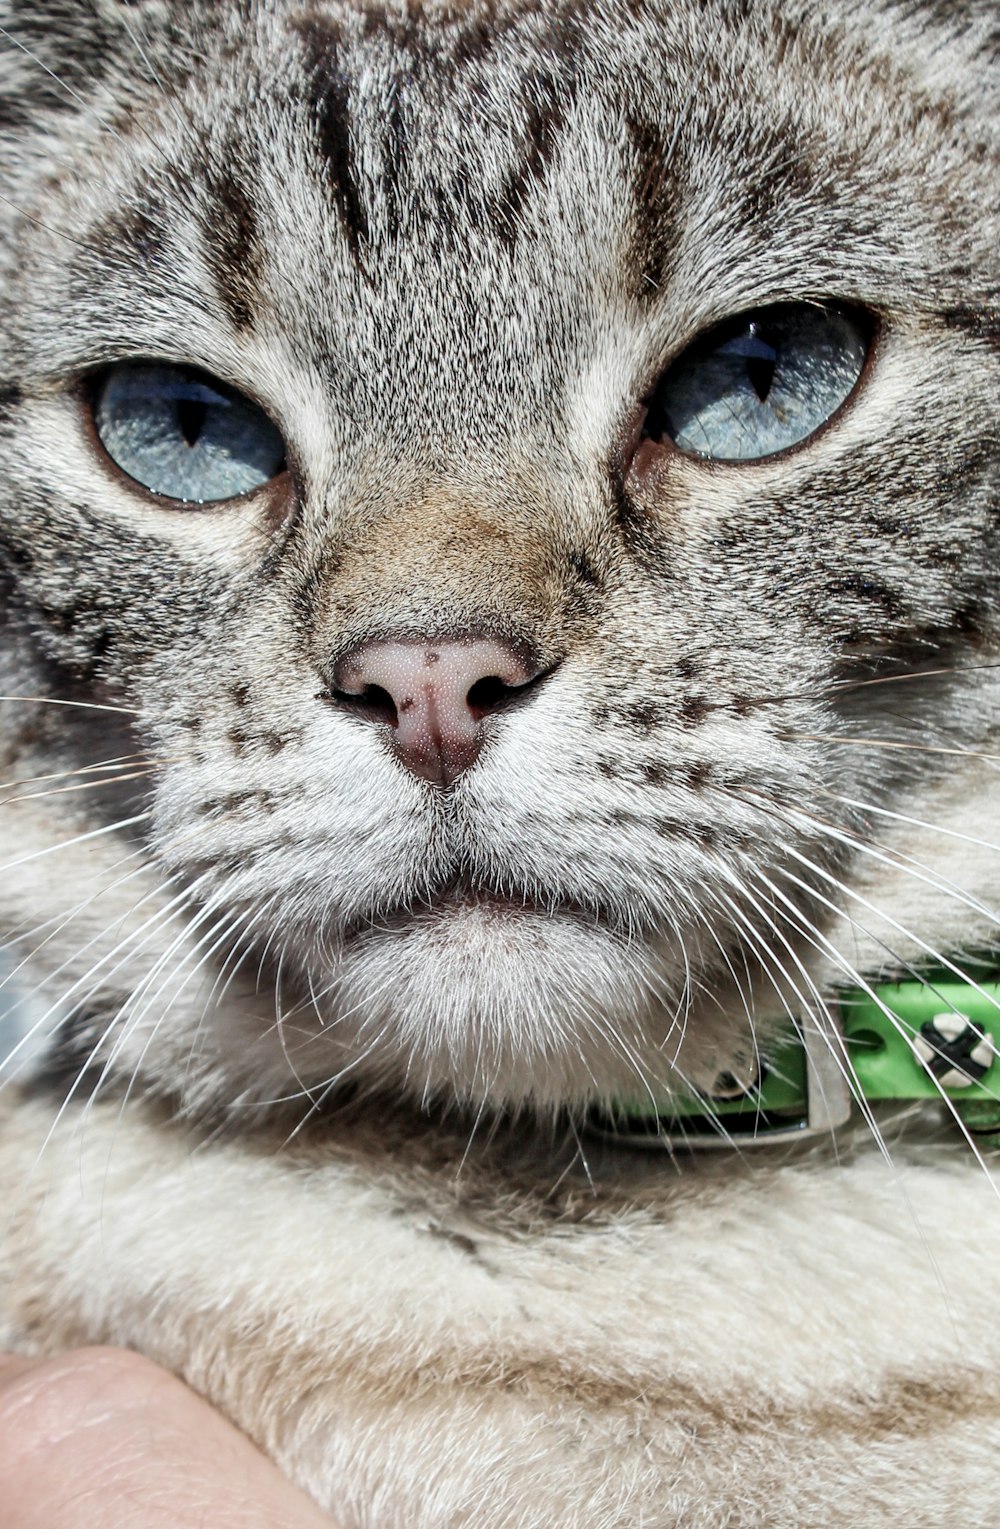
(0, 1347), (338, 1529)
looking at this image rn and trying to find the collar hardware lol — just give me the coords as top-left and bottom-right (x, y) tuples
(593, 971), (1000, 1150)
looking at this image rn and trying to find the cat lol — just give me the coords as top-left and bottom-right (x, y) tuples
(0, 0), (998, 1522)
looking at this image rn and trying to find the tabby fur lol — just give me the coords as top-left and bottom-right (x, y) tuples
(0, 2), (998, 1524)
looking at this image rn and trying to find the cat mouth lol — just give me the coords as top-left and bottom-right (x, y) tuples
(339, 876), (603, 943)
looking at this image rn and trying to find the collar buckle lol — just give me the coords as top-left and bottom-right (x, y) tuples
(592, 965), (1000, 1151)
(592, 1009), (852, 1151)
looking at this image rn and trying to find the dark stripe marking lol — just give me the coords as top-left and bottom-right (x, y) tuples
(204, 136), (264, 331)
(490, 69), (571, 249)
(825, 573), (905, 620)
(298, 23), (370, 268)
(627, 113), (681, 300)
(0, 383), (23, 419)
(943, 305), (1000, 351)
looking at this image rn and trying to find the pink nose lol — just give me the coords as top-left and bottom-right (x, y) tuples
(331, 637), (543, 786)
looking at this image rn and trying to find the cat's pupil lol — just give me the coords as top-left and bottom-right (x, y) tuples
(176, 398), (208, 448)
(746, 350), (776, 403)
(724, 324), (778, 403)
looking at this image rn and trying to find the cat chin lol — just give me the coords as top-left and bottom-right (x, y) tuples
(231, 902), (734, 1113)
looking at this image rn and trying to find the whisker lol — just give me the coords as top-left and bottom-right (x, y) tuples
(0, 855), (157, 1079)
(821, 790), (1000, 855)
(775, 822), (1000, 1003)
(0, 693), (138, 715)
(739, 870), (982, 1334)
(1, 871), (208, 1080)
(0, 754), (154, 793)
(0, 768), (155, 805)
(10, 882), (209, 1186)
(779, 846), (1000, 1044)
(707, 877), (872, 1158)
(95, 901), (242, 1139)
(113, 2), (191, 138)
(785, 732), (1000, 762)
(829, 660), (1000, 696)
(742, 790), (1000, 932)
(0, 811), (150, 879)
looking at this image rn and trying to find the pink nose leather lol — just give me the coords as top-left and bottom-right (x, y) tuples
(333, 638), (538, 786)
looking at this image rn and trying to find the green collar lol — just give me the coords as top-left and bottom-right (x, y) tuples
(599, 970), (1000, 1149)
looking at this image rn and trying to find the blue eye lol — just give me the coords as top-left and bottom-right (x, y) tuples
(93, 363), (286, 503)
(645, 304), (870, 462)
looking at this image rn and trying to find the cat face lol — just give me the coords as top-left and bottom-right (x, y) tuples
(0, 1), (996, 1116)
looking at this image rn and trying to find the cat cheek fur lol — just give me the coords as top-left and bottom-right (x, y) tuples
(0, 2), (999, 1525)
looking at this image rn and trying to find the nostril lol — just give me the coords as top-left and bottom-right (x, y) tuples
(328, 682), (398, 727)
(466, 674), (510, 717)
(466, 668), (547, 719)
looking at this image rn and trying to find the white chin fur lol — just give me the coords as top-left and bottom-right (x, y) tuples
(157, 902), (739, 1117)
(282, 907), (690, 1112)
